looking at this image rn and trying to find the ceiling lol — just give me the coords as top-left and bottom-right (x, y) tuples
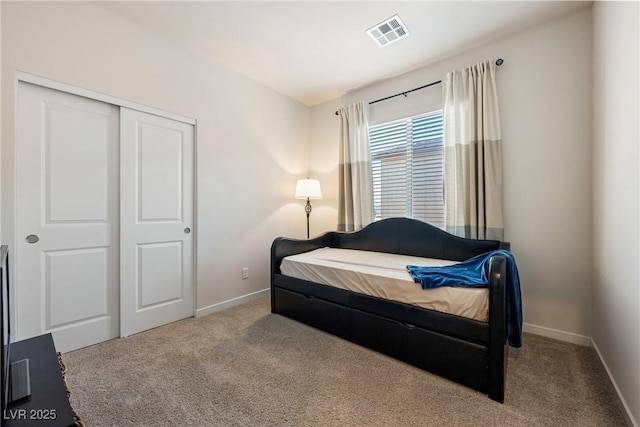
(96, 1), (589, 106)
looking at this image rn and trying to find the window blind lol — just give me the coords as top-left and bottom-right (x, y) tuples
(370, 111), (444, 227)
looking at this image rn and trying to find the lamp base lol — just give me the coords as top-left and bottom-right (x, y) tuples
(305, 198), (312, 239)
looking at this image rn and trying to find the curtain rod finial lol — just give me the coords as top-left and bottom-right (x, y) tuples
(496, 58), (504, 66)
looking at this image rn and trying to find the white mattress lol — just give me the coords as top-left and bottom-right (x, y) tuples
(280, 247), (488, 322)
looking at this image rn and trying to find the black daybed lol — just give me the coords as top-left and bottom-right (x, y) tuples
(270, 217), (511, 402)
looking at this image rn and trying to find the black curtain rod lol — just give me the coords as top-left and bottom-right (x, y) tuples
(335, 58), (504, 115)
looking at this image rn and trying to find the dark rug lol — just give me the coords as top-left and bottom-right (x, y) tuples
(57, 352), (86, 427)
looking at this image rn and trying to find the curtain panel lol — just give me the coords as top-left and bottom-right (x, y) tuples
(443, 60), (504, 240)
(337, 101), (374, 232)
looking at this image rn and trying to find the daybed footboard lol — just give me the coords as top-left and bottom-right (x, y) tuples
(270, 218), (509, 403)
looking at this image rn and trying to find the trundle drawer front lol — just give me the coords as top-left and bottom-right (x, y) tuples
(350, 309), (407, 359)
(274, 286), (488, 392)
(274, 287), (350, 340)
(404, 324), (488, 392)
(350, 309), (488, 392)
(274, 286), (310, 322)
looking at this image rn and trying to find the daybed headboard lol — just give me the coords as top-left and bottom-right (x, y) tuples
(271, 217), (508, 275)
(333, 217), (503, 261)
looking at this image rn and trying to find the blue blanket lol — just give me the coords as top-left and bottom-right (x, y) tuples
(406, 249), (522, 348)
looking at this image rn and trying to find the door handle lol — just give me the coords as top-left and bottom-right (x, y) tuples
(26, 234), (39, 244)
(184, 228), (191, 234)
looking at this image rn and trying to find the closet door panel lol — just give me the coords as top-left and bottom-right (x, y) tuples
(120, 108), (194, 337)
(16, 82), (120, 353)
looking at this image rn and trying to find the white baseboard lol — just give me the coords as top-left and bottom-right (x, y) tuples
(195, 288), (269, 318)
(523, 322), (591, 346)
(591, 339), (638, 427)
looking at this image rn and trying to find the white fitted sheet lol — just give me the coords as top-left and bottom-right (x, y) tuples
(280, 247), (488, 322)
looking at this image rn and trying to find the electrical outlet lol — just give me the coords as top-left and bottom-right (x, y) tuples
(242, 267), (249, 279)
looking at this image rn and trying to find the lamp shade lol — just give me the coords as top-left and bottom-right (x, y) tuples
(295, 179), (322, 199)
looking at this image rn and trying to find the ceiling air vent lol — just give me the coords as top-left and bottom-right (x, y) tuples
(366, 15), (410, 47)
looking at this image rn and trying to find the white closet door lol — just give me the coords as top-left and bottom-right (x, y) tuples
(16, 82), (120, 353)
(119, 108), (194, 337)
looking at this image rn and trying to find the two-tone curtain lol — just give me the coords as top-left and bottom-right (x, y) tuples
(443, 60), (504, 240)
(337, 101), (374, 232)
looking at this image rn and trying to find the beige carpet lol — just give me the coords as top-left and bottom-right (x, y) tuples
(64, 297), (627, 426)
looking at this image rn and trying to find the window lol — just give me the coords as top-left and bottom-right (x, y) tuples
(370, 111), (444, 227)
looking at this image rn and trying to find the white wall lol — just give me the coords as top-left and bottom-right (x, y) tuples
(592, 2), (640, 425)
(1, 2), (310, 316)
(310, 7), (594, 343)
